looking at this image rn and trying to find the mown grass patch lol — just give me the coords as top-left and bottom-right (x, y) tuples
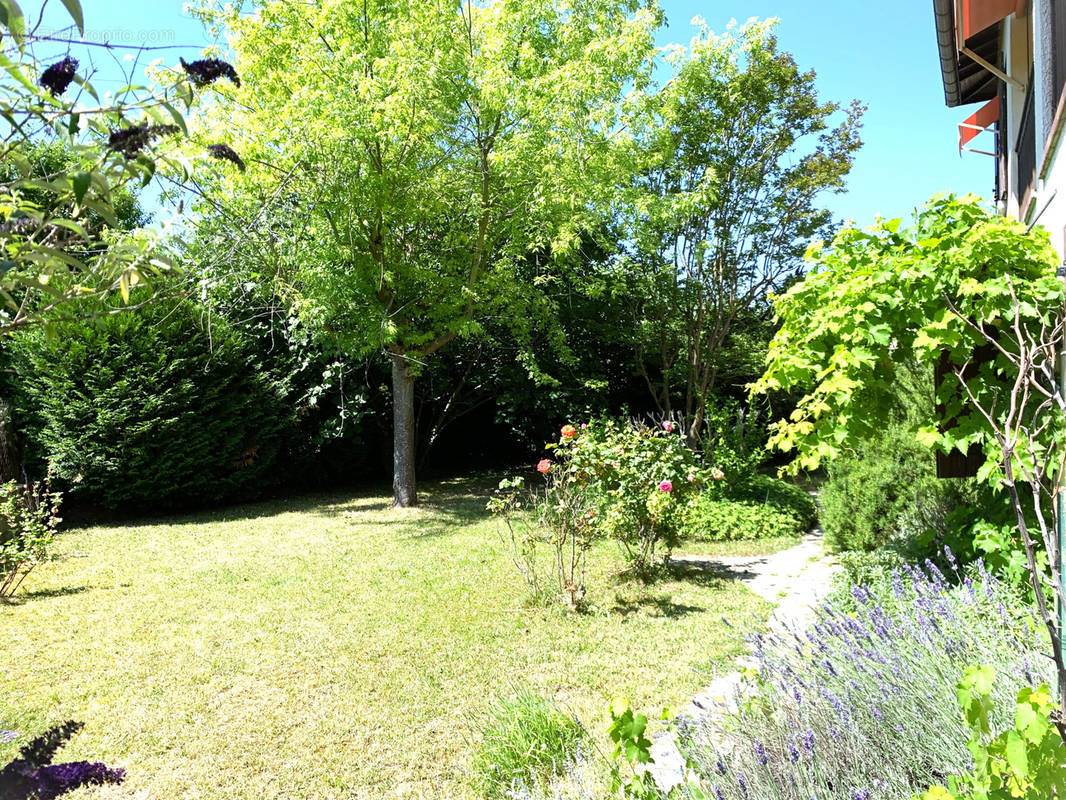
(0, 478), (771, 799)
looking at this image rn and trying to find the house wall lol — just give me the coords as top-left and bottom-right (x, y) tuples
(1003, 8), (1031, 219)
(1001, 0), (1066, 261)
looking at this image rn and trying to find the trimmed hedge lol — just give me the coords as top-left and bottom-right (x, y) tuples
(682, 475), (815, 542)
(12, 299), (294, 509)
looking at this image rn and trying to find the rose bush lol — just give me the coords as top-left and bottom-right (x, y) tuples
(545, 418), (701, 576)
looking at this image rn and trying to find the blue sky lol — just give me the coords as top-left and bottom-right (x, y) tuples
(39, 0), (993, 226)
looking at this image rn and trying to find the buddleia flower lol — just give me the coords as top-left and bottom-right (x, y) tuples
(39, 56), (78, 96)
(180, 57), (240, 87)
(108, 124), (180, 158)
(206, 144), (246, 171)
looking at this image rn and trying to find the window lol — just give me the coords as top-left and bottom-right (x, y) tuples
(1053, 0), (1066, 108)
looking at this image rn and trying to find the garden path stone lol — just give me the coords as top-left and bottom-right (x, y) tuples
(644, 524), (839, 794)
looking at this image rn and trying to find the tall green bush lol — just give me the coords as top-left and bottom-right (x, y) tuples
(11, 298), (293, 509)
(819, 421), (970, 554)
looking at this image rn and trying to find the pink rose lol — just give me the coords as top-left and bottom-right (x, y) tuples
(659, 480), (673, 493)
(662, 420), (675, 433)
(687, 474), (696, 483)
(561, 424), (577, 439)
(537, 459), (553, 474)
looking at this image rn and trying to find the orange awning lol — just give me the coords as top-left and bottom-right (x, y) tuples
(958, 97), (998, 152)
(958, 0), (1016, 43)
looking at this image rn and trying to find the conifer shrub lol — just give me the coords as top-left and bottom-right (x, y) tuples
(11, 299), (293, 509)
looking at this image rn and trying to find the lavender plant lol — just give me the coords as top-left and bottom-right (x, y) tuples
(680, 556), (1052, 800)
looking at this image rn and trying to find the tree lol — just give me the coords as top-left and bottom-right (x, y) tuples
(623, 18), (863, 438)
(752, 194), (1066, 728)
(192, 0), (660, 505)
(0, 0), (244, 481)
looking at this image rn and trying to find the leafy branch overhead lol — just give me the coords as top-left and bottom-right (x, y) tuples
(0, 0), (246, 332)
(752, 194), (1062, 476)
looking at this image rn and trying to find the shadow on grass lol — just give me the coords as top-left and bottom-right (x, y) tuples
(611, 592), (706, 619)
(63, 474), (499, 534)
(1, 585), (88, 605)
(666, 557), (761, 586)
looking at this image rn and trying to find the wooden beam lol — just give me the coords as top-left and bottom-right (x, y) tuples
(961, 45), (1026, 92)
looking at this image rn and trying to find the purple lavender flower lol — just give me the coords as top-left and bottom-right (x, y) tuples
(737, 774), (749, 798)
(753, 740), (768, 766)
(891, 569), (905, 599)
(714, 785), (726, 800)
(944, 545), (958, 571)
(851, 585), (873, 604)
(853, 790), (871, 800)
(802, 729), (815, 753)
(788, 742), (800, 763)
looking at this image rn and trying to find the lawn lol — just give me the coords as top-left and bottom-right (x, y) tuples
(0, 478), (774, 799)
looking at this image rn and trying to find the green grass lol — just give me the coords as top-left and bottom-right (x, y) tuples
(0, 477), (771, 799)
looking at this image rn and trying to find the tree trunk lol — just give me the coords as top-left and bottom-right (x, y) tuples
(391, 352), (417, 507)
(0, 395), (22, 484)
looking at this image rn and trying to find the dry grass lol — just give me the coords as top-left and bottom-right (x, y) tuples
(0, 477), (772, 799)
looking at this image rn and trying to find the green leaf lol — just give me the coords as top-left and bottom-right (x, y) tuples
(58, 0), (84, 34)
(0, 0), (26, 51)
(916, 425), (942, 448)
(70, 171), (91, 204)
(1004, 731), (1029, 777)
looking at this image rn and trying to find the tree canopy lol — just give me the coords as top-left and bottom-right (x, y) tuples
(192, 0), (661, 505)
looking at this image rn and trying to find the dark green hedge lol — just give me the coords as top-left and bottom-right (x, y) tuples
(11, 299), (294, 509)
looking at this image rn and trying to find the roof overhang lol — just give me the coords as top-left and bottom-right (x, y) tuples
(933, 0), (1004, 107)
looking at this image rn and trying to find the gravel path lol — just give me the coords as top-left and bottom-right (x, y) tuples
(645, 525), (840, 792)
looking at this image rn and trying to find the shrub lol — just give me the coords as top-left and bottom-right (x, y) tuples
(823, 549), (906, 612)
(819, 421), (972, 554)
(0, 478), (61, 597)
(681, 475), (815, 542)
(489, 473), (598, 608)
(679, 560), (1051, 800)
(470, 689), (586, 799)
(682, 496), (805, 542)
(698, 401), (769, 478)
(11, 299), (293, 509)
(728, 475), (816, 528)
(548, 419), (700, 576)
